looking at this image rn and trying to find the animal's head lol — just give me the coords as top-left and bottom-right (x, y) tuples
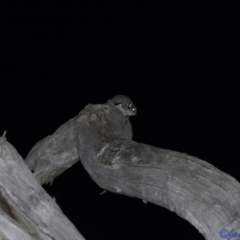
(107, 95), (137, 117)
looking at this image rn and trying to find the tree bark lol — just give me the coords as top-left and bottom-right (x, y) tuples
(76, 103), (240, 240)
(23, 98), (240, 240)
(0, 136), (85, 240)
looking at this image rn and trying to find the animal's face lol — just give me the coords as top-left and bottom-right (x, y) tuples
(107, 95), (137, 117)
(115, 100), (137, 117)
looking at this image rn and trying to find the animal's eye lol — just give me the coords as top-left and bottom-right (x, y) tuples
(128, 102), (137, 113)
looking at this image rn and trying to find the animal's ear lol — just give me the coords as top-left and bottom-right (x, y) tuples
(114, 101), (121, 106)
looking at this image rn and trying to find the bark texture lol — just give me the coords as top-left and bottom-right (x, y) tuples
(25, 116), (80, 185)
(24, 96), (240, 240)
(0, 136), (85, 240)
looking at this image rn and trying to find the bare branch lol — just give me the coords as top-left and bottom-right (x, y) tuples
(25, 95), (240, 240)
(25, 116), (80, 185)
(0, 137), (85, 240)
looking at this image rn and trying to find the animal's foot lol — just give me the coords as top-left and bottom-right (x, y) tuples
(97, 139), (125, 166)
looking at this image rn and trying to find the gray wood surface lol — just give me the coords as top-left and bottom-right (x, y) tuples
(77, 100), (240, 240)
(0, 136), (85, 240)
(2, 95), (239, 240)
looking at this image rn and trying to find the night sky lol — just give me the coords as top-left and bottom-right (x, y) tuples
(0, 2), (237, 239)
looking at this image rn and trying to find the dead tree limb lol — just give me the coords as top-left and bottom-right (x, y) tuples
(0, 136), (85, 240)
(25, 95), (240, 240)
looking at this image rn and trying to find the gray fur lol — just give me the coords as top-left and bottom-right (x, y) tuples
(107, 95), (137, 117)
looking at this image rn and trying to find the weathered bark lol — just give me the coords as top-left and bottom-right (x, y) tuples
(0, 136), (85, 240)
(77, 103), (240, 240)
(24, 97), (240, 240)
(25, 116), (80, 185)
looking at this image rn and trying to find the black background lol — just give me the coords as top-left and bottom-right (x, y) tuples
(0, 1), (237, 239)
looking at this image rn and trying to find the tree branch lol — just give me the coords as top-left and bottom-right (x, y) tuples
(0, 137), (85, 240)
(25, 96), (240, 240)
